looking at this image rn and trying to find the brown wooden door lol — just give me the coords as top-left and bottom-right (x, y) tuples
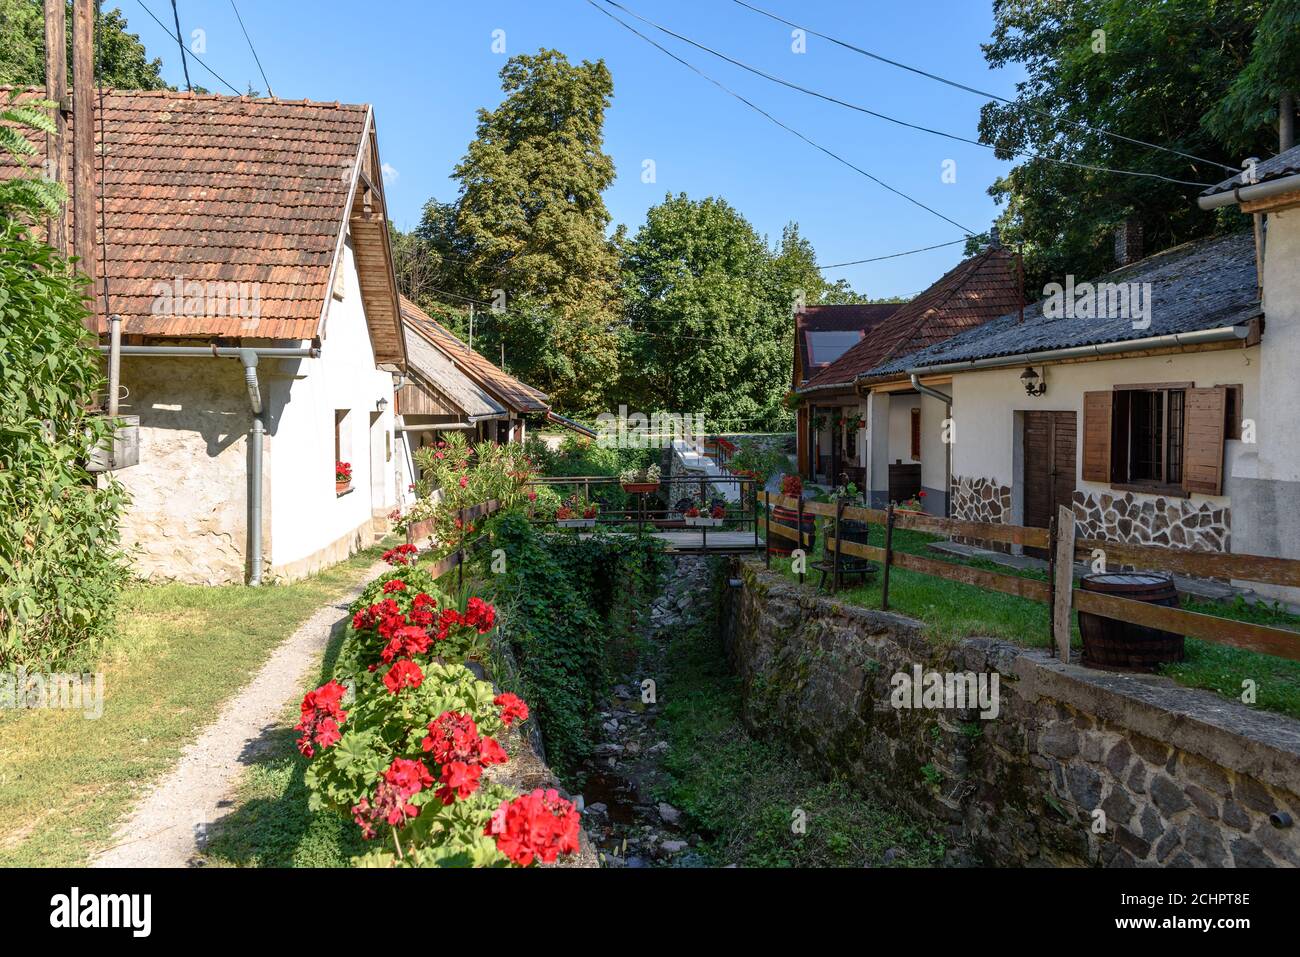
(1023, 411), (1077, 556)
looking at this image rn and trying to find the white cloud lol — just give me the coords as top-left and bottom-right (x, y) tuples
(381, 162), (399, 183)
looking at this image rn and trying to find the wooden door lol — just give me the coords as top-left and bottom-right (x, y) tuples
(1023, 411), (1077, 556)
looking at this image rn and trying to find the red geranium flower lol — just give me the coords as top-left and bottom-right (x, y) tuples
(383, 659), (424, 694)
(295, 680), (349, 757)
(383, 579), (407, 594)
(463, 596), (496, 634)
(495, 692), (529, 728)
(351, 758), (433, 838)
(485, 788), (581, 866)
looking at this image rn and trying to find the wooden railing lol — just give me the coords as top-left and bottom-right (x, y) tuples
(758, 492), (1300, 663)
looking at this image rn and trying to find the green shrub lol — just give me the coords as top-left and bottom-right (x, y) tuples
(0, 219), (129, 668)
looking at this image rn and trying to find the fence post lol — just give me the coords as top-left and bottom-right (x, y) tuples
(881, 504), (896, 611)
(752, 480), (759, 554)
(1052, 504), (1076, 662)
(764, 489), (771, 569)
(832, 496), (843, 593)
(797, 493), (805, 586)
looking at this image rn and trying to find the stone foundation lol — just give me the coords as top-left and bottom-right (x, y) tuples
(724, 561), (1300, 867)
(950, 475), (1014, 553)
(1072, 490), (1230, 552)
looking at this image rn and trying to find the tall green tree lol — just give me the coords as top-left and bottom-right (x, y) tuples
(449, 50), (622, 412)
(0, 0), (167, 89)
(978, 0), (1275, 290)
(619, 194), (793, 432)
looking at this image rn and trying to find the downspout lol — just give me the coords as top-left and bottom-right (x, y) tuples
(910, 375), (954, 518)
(241, 351), (265, 586)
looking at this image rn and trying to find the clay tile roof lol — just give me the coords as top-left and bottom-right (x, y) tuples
(800, 246), (1023, 391)
(0, 87), (370, 340)
(399, 297), (549, 414)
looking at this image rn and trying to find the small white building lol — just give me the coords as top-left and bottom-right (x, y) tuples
(31, 90), (410, 584)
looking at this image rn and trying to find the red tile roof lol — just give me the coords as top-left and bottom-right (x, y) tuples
(795, 303), (901, 383)
(1, 87), (391, 346)
(400, 297), (549, 414)
(800, 246), (1022, 391)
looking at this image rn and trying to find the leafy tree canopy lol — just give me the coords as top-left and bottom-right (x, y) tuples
(977, 0), (1287, 291)
(0, 1), (167, 90)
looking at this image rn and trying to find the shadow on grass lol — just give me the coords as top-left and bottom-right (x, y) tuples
(201, 617), (364, 868)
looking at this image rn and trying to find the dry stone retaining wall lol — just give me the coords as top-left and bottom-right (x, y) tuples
(723, 561), (1300, 867)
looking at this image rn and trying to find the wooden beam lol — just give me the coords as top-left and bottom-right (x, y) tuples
(44, 0), (68, 255)
(71, 0), (95, 309)
(1075, 538), (1300, 589)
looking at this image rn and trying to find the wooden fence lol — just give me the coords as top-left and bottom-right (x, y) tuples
(406, 498), (501, 586)
(758, 492), (1300, 663)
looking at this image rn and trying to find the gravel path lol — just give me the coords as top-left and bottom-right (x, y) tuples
(91, 561), (386, 869)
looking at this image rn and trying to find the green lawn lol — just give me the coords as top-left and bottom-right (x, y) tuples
(0, 545), (389, 868)
(762, 523), (1300, 720)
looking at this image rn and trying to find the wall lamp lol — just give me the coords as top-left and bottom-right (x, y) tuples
(376, 396), (389, 413)
(1020, 366), (1047, 397)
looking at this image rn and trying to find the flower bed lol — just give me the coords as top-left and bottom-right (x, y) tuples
(297, 565), (581, 867)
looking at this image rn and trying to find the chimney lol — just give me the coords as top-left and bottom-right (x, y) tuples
(987, 225), (1001, 250)
(1114, 217), (1143, 267)
(1282, 92), (1296, 152)
(72, 0), (96, 304)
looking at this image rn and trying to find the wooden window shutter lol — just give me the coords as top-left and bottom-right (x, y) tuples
(910, 407), (921, 460)
(1184, 387), (1227, 495)
(1082, 391), (1113, 483)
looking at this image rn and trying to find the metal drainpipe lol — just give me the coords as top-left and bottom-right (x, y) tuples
(241, 351), (265, 586)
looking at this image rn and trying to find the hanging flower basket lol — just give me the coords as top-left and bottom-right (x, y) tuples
(619, 464), (661, 494)
(621, 481), (660, 494)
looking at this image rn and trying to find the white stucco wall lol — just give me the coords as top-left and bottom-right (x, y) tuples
(113, 356), (254, 584)
(886, 394), (922, 467)
(919, 392), (950, 504)
(948, 348), (1259, 505)
(266, 235), (399, 578)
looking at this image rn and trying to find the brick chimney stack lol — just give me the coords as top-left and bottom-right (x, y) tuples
(1114, 218), (1143, 267)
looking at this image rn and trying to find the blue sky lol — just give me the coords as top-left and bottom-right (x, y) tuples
(125, 0), (1024, 298)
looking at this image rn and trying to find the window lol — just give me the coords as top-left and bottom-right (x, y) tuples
(805, 330), (862, 366)
(1083, 385), (1226, 495)
(910, 407), (921, 461)
(1219, 383), (1243, 440)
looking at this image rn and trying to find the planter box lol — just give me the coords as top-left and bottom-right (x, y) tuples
(556, 518), (597, 528)
(621, 482), (660, 494)
(336, 480), (352, 495)
(685, 517), (724, 527)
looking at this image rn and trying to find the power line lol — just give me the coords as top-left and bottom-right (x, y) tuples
(168, 0), (192, 92)
(133, 0), (241, 94)
(583, 0), (976, 235)
(819, 238), (968, 269)
(600, 0), (1210, 188)
(229, 0), (273, 97)
(731, 0), (1238, 174)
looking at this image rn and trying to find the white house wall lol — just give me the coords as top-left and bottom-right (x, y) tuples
(266, 235), (398, 580)
(947, 347), (1260, 553)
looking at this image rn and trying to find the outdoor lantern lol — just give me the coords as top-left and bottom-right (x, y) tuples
(376, 396), (389, 412)
(1020, 366), (1047, 397)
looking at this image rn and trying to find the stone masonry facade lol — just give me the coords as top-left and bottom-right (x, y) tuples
(1072, 490), (1230, 552)
(724, 562), (1300, 867)
(950, 475), (1014, 553)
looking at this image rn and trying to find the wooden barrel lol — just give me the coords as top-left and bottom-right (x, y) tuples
(769, 503), (815, 557)
(1078, 573), (1184, 672)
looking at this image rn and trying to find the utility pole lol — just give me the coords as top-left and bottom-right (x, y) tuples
(71, 0), (95, 301)
(43, 0), (68, 255)
(468, 303), (474, 350)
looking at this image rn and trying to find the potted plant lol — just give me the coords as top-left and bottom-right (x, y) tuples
(335, 460), (352, 494)
(896, 490), (926, 512)
(684, 500), (724, 527)
(556, 498), (598, 528)
(620, 463), (661, 494)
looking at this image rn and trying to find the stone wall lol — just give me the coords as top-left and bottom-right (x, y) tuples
(950, 475), (1014, 552)
(1072, 490), (1230, 552)
(724, 561), (1300, 867)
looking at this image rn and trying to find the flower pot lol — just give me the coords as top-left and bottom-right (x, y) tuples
(621, 482), (660, 494)
(686, 516), (723, 527)
(556, 518), (596, 528)
(335, 480), (351, 494)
